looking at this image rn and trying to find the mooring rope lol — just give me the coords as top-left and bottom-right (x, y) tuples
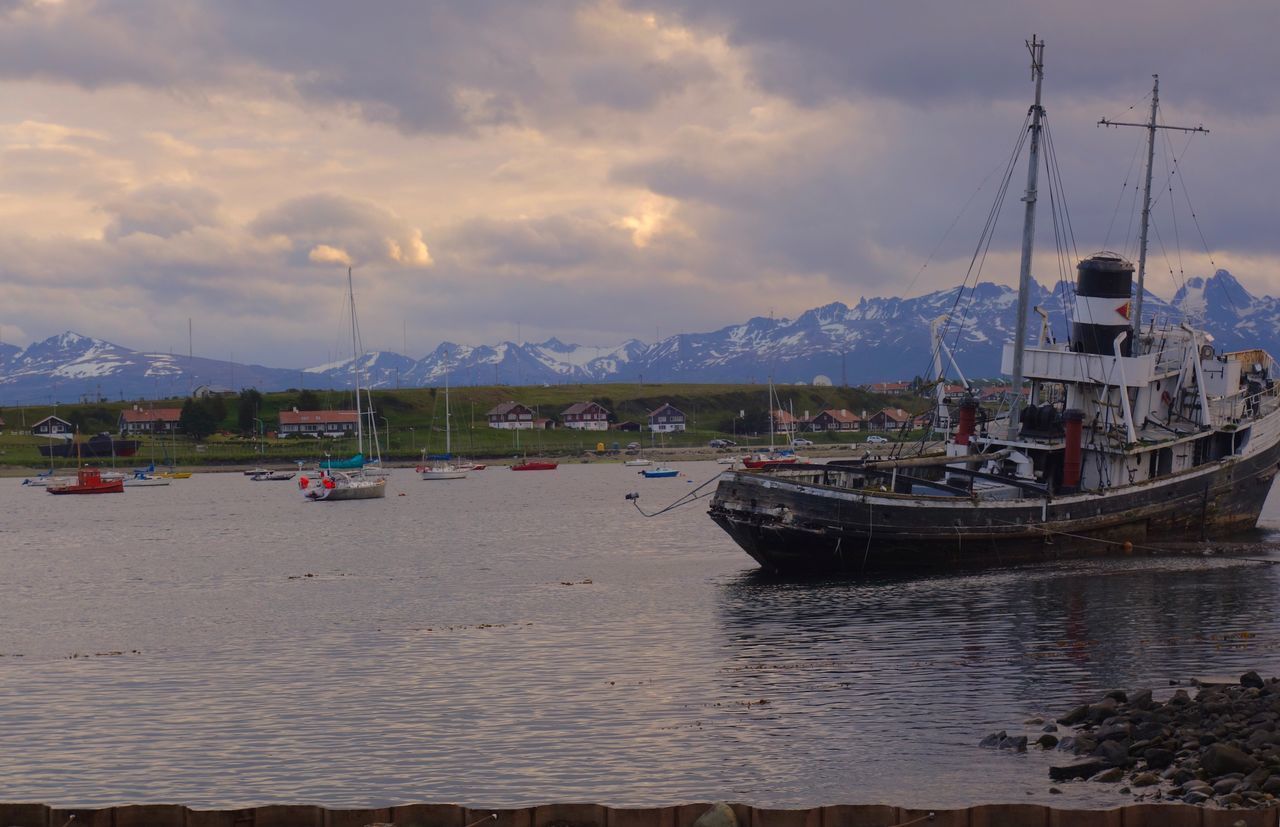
(627, 472), (724, 518)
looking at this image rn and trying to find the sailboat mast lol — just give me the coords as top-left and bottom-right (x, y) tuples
(348, 267), (364, 453)
(1133, 76), (1160, 339)
(444, 350), (451, 456)
(1008, 34), (1045, 437)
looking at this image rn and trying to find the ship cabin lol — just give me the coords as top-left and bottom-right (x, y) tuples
(953, 253), (1280, 498)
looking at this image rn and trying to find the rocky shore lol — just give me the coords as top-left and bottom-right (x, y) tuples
(983, 671), (1280, 809)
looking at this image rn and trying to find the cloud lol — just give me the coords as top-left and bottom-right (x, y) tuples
(628, 1), (1280, 117)
(249, 193), (432, 267)
(102, 184), (222, 240)
(0, 1), (725, 136)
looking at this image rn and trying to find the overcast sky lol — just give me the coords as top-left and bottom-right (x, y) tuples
(2, 0), (1278, 367)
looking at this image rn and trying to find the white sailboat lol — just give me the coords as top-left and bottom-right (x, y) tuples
(420, 351), (468, 480)
(300, 267), (388, 501)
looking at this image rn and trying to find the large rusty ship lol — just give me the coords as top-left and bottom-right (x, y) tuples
(708, 38), (1280, 574)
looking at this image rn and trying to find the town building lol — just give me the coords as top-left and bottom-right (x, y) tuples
(647, 403), (687, 433)
(31, 415), (73, 438)
(561, 401), (610, 431)
(277, 409), (358, 437)
(118, 407), (183, 434)
(810, 408), (862, 431)
(486, 402), (536, 430)
(867, 407), (914, 431)
(771, 408), (799, 433)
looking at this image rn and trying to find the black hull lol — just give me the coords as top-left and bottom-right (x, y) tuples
(39, 439), (141, 459)
(709, 440), (1280, 574)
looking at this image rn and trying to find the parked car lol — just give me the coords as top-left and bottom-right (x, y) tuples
(865, 435), (889, 444)
(790, 438), (814, 447)
(709, 438), (737, 448)
(626, 441), (641, 449)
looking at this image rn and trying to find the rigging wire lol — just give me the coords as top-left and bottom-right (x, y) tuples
(934, 113), (1032, 372)
(1041, 119), (1078, 341)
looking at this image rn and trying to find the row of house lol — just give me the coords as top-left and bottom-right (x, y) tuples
(484, 401), (687, 432)
(24, 401), (925, 441)
(483, 401), (923, 433)
(31, 408), (186, 438)
(773, 407), (920, 433)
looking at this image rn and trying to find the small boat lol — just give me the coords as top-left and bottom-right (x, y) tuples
(716, 456), (741, 466)
(123, 470), (170, 487)
(21, 469), (60, 487)
(511, 460), (558, 471)
(624, 458), (653, 467)
(419, 464), (468, 480)
(640, 466), (680, 478)
(155, 469), (192, 479)
(249, 469), (296, 481)
(243, 467), (270, 476)
(298, 470), (386, 501)
(46, 467), (124, 495)
(740, 453), (798, 470)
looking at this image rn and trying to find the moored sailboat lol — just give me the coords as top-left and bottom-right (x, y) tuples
(300, 268), (388, 501)
(708, 37), (1280, 574)
(419, 350), (468, 480)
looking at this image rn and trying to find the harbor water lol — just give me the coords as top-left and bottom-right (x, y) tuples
(4, 461), (1280, 810)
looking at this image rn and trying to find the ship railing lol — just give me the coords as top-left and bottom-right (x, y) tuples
(1208, 382), (1280, 425)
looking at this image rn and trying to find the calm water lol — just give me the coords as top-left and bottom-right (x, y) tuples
(4, 462), (1280, 810)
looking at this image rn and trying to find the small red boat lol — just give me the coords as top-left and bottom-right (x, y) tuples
(511, 461), (558, 471)
(46, 467), (124, 495)
(740, 454), (799, 470)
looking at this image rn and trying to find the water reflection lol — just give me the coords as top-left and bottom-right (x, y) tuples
(709, 555), (1280, 806)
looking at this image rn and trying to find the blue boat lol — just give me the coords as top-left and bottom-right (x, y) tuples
(640, 467), (679, 478)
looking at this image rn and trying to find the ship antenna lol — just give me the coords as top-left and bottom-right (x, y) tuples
(1008, 34), (1045, 438)
(1098, 75), (1208, 343)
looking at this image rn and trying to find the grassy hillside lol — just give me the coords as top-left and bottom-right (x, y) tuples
(0, 382), (921, 468)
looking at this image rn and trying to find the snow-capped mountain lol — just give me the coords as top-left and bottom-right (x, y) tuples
(2, 270), (1275, 405)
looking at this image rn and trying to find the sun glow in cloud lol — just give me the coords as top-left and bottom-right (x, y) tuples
(308, 244), (353, 266)
(616, 196), (674, 247)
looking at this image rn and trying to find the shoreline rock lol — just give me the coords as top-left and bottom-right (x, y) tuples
(981, 671), (1280, 809)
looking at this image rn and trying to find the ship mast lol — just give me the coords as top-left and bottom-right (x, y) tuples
(1007, 35), (1045, 438)
(1099, 76), (1208, 343)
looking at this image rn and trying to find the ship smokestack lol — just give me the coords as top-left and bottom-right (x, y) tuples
(1062, 408), (1084, 492)
(955, 398), (977, 446)
(1072, 253), (1134, 356)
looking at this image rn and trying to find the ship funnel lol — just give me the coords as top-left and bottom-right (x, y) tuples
(1072, 253), (1133, 356)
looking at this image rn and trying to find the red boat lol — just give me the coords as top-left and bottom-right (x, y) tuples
(740, 454), (799, 470)
(46, 467), (124, 495)
(511, 461), (558, 471)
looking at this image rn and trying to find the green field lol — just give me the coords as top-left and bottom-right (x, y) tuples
(0, 382), (921, 468)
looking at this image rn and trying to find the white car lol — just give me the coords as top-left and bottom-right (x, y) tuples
(790, 438), (814, 447)
(865, 435), (889, 444)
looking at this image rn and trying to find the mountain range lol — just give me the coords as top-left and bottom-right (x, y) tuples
(1, 270), (1273, 406)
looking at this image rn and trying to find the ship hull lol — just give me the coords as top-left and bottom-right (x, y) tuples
(709, 438), (1280, 574)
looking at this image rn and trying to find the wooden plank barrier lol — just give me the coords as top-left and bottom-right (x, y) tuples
(1, 802), (1277, 827)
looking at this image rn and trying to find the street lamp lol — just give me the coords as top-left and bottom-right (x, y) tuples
(379, 416), (391, 452)
(409, 426), (416, 451)
(253, 418), (264, 455)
